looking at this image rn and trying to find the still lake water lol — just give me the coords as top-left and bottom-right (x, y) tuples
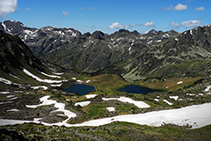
(64, 84), (95, 96)
(118, 84), (160, 94)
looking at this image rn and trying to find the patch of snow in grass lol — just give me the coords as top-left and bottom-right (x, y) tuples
(186, 93), (195, 96)
(26, 96), (56, 108)
(204, 86), (211, 92)
(14, 91), (23, 93)
(57, 114), (66, 117)
(0, 77), (12, 85)
(169, 96), (179, 100)
(74, 101), (91, 107)
(1, 103), (211, 129)
(85, 94), (97, 99)
(9, 97), (18, 101)
(76, 80), (84, 84)
(7, 109), (19, 112)
(52, 72), (64, 75)
(154, 98), (159, 102)
(163, 100), (173, 105)
(102, 97), (118, 101)
(106, 107), (115, 112)
(9, 73), (19, 79)
(72, 77), (76, 80)
(0, 92), (10, 94)
(26, 95), (76, 125)
(0, 119), (32, 126)
(177, 81), (183, 84)
(102, 96), (150, 108)
(40, 72), (61, 78)
(34, 118), (42, 123)
(51, 102), (76, 124)
(198, 93), (204, 96)
(85, 80), (91, 83)
(0, 101), (13, 105)
(23, 69), (66, 84)
(31, 86), (48, 90)
(50, 83), (62, 87)
(7, 95), (15, 98)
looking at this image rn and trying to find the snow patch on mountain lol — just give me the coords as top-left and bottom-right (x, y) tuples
(102, 96), (150, 108)
(23, 69), (66, 83)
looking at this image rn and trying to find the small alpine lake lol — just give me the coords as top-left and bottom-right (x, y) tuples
(64, 84), (95, 96)
(118, 84), (162, 94)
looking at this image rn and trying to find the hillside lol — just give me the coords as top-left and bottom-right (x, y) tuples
(0, 22), (211, 140)
(121, 25), (211, 82)
(0, 20), (179, 74)
(1, 20), (211, 83)
(0, 29), (69, 88)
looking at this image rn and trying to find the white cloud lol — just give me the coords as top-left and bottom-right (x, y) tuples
(170, 22), (180, 28)
(62, 11), (68, 16)
(163, 3), (187, 11)
(109, 22), (135, 29)
(195, 6), (205, 11)
(0, 0), (18, 17)
(144, 22), (154, 26)
(25, 8), (29, 11)
(174, 3), (188, 11)
(182, 20), (201, 28)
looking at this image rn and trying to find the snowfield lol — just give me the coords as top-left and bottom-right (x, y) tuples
(23, 69), (66, 83)
(26, 95), (76, 125)
(163, 100), (173, 105)
(102, 96), (150, 108)
(1, 86), (211, 129)
(40, 72), (61, 78)
(74, 101), (91, 107)
(177, 81), (183, 84)
(85, 94), (97, 99)
(106, 107), (115, 112)
(1, 102), (210, 129)
(204, 86), (211, 92)
(50, 83), (63, 87)
(169, 96), (179, 100)
(31, 86), (48, 90)
(0, 77), (12, 85)
(0, 100), (211, 129)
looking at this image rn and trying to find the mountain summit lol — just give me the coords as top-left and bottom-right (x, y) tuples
(1, 20), (211, 82)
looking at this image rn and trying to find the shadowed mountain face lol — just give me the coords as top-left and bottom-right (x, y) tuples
(0, 30), (42, 73)
(1, 20), (211, 82)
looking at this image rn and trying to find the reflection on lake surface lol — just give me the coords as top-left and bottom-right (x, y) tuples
(64, 84), (95, 96)
(118, 84), (160, 94)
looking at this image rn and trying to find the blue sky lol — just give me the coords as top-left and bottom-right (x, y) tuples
(0, 0), (210, 34)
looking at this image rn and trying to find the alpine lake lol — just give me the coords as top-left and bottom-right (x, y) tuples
(64, 84), (161, 95)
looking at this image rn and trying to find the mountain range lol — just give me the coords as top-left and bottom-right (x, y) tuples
(0, 20), (211, 82)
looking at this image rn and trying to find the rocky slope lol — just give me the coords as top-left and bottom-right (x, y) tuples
(0, 29), (66, 87)
(0, 20), (179, 73)
(1, 20), (211, 82)
(121, 25), (211, 82)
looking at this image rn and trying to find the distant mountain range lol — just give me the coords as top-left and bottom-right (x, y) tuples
(1, 20), (211, 82)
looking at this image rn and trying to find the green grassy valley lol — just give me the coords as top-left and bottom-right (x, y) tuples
(1, 21), (211, 140)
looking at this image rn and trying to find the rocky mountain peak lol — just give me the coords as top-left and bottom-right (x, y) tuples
(91, 31), (106, 40)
